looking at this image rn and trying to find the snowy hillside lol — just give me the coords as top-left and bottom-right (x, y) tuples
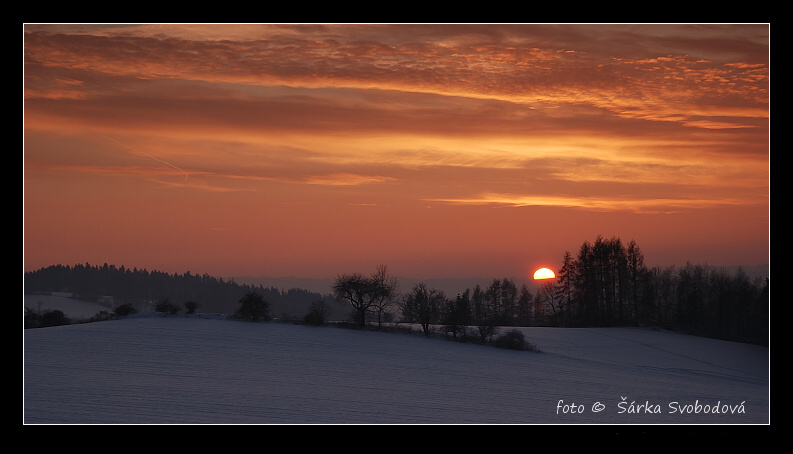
(24, 294), (113, 320)
(23, 314), (769, 424)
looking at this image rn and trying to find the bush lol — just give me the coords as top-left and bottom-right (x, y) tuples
(492, 329), (538, 351)
(24, 307), (39, 329)
(89, 310), (114, 322)
(113, 303), (139, 317)
(184, 301), (198, 314)
(40, 309), (71, 327)
(443, 324), (467, 340)
(24, 307), (71, 328)
(303, 300), (333, 326)
(154, 299), (180, 314)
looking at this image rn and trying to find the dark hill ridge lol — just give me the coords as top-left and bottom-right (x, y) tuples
(25, 259), (769, 345)
(24, 263), (337, 318)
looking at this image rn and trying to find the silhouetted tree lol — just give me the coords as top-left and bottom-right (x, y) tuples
(675, 263), (705, 334)
(566, 236), (641, 326)
(516, 284), (533, 326)
(369, 265), (399, 328)
(555, 251), (576, 326)
(303, 300), (333, 326)
(332, 265), (397, 328)
(626, 239), (648, 326)
(235, 291), (270, 322)
(500, 278), (518, 325)
(574, 240), (597, 325)
(485, 279), (503, 324)
(471, 284), (498, 343)
(442, 289), (472, 339)
(539, 280), (561, 325)
(184, 300), (198, 314)
(400, 282), (445, 336)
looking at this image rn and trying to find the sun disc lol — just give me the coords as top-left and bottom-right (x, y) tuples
(533, 268), (555, 280)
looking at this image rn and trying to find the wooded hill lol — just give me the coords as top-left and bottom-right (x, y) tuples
(24, 263), (337, 319)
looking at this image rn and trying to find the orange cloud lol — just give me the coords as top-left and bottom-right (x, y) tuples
(24, 25), (767, 131)
(303, 173), (398, 186)
(23, 24), (769, 278)
(427, 192), (766, 214)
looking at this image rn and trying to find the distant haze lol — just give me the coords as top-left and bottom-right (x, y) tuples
(234, 262), (769, 297)
(233, 275), (530, 298)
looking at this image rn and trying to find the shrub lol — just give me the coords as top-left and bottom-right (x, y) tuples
(154, 299), (180, 314)
(443, 324), (467, 340)
(492, 329), (538, 351)
(184, 301), (198, 314)
(25, 308), (72, 328)
(89, 310), (114, 322)
(113, 303), (139, 317)
(39, 309), (71, 327)
(303, 300), (333, 326)
(24, 307), (40, 329)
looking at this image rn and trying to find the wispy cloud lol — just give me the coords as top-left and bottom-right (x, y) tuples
(303, 173), (398, 186)
(24, 24), (767, 130)
(23, 24), (769, 276)
(427, 192), (765, 214)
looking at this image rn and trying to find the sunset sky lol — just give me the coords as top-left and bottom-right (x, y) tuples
(23, 24), (769, 282)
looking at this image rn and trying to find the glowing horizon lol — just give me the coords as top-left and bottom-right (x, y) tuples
(23, 24), (769, 280)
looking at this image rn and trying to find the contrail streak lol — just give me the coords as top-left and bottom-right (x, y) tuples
(101, 136), (189, 182)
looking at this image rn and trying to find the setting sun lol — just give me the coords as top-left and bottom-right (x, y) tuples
(533, 268), (556, 280)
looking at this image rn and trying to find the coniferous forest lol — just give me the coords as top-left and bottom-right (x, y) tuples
(24, 236), (768, 346)
(533, 236), (768, 345)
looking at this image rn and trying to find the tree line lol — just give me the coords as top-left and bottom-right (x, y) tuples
(25, 238), (769, 346)
(332, 237), (768, 346)
(23, 262), (335, 318)
(543, 236), (768, 345)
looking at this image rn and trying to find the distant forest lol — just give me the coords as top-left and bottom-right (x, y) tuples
(24, 236), (769, 346)
(24, 263), (336, 320)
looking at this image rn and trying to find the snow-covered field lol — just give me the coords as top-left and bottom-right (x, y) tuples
(23, 313), (769, 424)
(24, 294), (115, 320)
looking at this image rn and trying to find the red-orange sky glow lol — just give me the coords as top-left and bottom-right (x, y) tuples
(23, 24), (769, 281)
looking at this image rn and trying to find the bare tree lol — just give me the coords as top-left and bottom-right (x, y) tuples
(369, 265), (399, 328)
(332, 265), (397, 328)
(303, 300), (333, 326)
(442, 289), (471, 340)
(539, 280), (560, 325)
(400, 282), (445, 336)
(472, 284), (498, 343)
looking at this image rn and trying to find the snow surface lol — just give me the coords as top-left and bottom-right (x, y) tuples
(23, 314), (769, 424)
(24, 294), (114, 320)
